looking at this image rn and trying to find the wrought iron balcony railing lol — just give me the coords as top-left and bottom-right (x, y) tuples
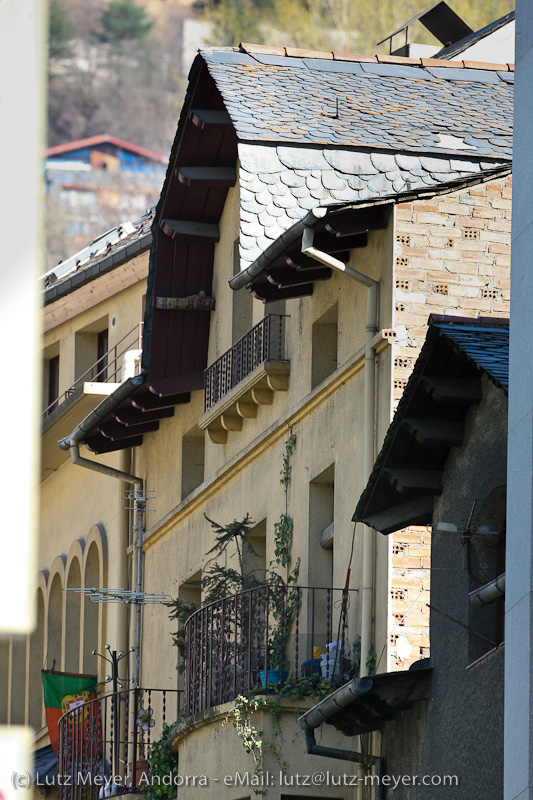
(184, 584), (358, 717)
(58, 686), (182, 800)
(43, 323), (143, 419)
(204, 314), (288, 413)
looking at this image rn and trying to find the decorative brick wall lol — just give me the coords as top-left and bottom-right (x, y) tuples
(389, 526), (431, 670)
(388, 174), (511, 671)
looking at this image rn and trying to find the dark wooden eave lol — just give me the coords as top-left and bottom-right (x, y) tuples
(247, 207), (388, 303)
(76, 380), (191, 455)
(144, 58), (238, 395)
(353, 315), (509, 535)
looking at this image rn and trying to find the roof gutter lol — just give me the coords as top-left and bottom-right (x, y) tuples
(298, 677), (384, 798)
(228, 166), (510, 292)
(229, 207), (328, 290)
(58, 375), (145, 487)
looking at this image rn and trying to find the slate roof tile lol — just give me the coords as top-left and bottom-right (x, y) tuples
(202, 50), (512, 161)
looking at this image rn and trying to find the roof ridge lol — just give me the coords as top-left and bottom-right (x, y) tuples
(239, 42), (514, 72)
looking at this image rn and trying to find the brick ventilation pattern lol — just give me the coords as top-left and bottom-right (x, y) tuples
(390, 526), (431, 670)
(396, 279), (409, 290)
(396, 233), (411, 246)
(388, 176), (510, 671)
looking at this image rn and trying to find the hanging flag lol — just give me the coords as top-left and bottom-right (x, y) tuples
(41, 670), (98, 754)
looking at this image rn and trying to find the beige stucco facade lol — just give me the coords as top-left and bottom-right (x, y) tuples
(7, 150), (511, 800)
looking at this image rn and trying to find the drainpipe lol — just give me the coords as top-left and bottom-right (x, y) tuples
(298, 677), (384, 800)
(58, 375), (145, 685)
(302, 227), (378, 677)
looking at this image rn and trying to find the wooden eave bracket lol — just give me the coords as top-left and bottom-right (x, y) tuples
(359, 496), (435, 535)
(421, 376), (482, 404)
(176, 167), (237, 187)
(160, 219), (220, 242)
(155, 291), (215, 311)
(384, 467), (443, 494)
(189, 109), (232, 129)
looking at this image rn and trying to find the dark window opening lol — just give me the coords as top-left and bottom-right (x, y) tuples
(96, 329), (109, 381)
(48, 355), (60, 411)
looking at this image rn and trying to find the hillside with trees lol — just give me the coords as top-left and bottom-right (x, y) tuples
(48, 0), (514, 155)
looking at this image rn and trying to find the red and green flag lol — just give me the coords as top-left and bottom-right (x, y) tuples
(42, 670), (98, 753)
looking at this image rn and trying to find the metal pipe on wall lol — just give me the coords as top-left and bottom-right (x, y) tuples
(302, 227), (379, 677)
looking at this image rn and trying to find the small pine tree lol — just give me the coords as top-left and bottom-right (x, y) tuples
(48, 0), (75, 61)
(96, 0), (154, 46)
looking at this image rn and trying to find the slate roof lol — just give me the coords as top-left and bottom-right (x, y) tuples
(202, 48), (513, 157)
(236, 143), (508, 269)
(434, 10), (515, 60)
(353, 314), (510, 534)
(430, 317), (509, 390)
(197, 48), (513, 273)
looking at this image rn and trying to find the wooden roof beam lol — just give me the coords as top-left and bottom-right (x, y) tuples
(251, 283), (314, 302)
(161, 219), (220, 242)
(189, 109), (232, 129)
(325, 208), (389, 238)
(312, 232), (368, 253)
(358, 496), (435, 535)
(421, 377), (482, 404)
(266, 266), (331, 288)
(176, 167), (237, 187)
(114, 406), (175, 426)
(131, 391), (191, 411)
(403, 418), (465, 447)
(99, 420), (160, 440)
(384, 468), (443, 494)
(84, 435), (143, 454)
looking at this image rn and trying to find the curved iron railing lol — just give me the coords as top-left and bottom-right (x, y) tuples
(184, 584), (358, 716)
(57, 687), (182, 800)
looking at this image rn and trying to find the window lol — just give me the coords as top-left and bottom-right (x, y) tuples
(74, 316), (108, 383)
(48, 355), (60, 411)
(309, 465), (335, 589)
(181, 427), (205, 499)
(232, 239), (253, 343)
(311, 304), (338, 389)
(96, 329), (109, 381)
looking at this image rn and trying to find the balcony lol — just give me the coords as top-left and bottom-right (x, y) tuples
(199, 315), (289, 444)
(43, 323), (144, 420)
(58, 687), (182, 800)
(184, 584), (358, 717)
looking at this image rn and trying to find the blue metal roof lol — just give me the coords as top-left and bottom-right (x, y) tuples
(433, 318), (509, 390)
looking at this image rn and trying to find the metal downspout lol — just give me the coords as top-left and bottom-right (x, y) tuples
(298, 677), (383, 800)
(302, 227), (379, 677)
(303, 728), (384, 800)
(61, 379), (146, 685)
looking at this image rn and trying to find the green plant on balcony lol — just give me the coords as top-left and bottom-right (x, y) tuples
(142, 722), (179, 800)
(167, 513), (269, 669)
